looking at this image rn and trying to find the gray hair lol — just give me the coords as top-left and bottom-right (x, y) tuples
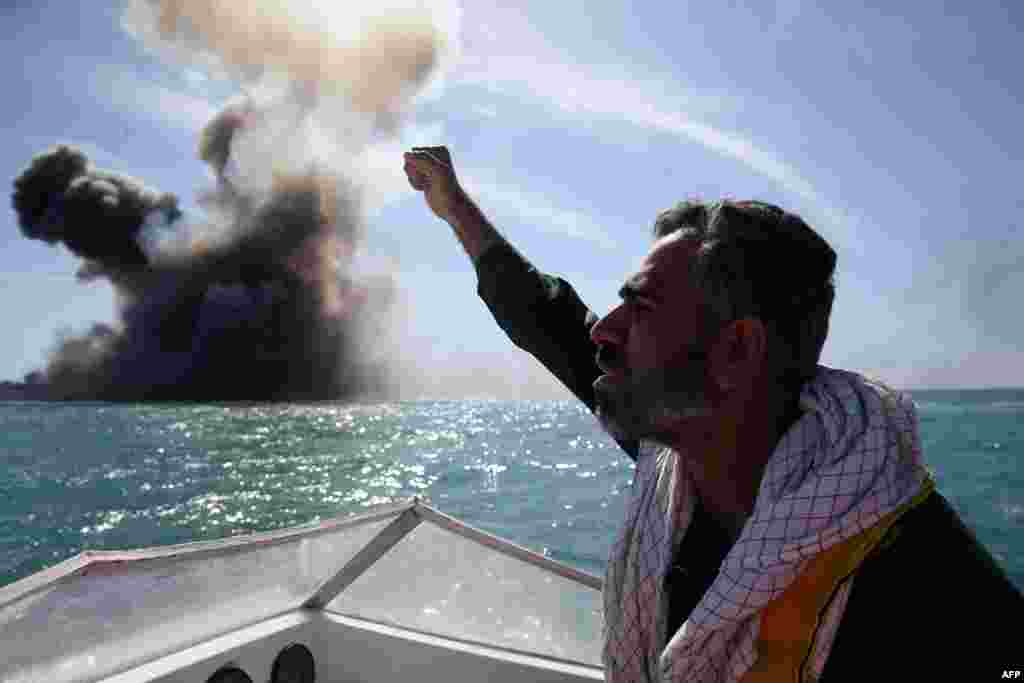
(652, 200), (836, 390)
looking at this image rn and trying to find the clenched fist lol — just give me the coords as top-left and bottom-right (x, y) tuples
(403, 146), (466, 225)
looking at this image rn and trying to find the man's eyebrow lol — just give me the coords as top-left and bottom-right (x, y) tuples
(618, 278), (662, 302)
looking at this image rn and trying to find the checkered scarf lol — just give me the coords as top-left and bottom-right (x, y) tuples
(602, 366), (933, 682)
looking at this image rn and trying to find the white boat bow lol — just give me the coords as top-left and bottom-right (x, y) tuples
(0, 499), (604, 683)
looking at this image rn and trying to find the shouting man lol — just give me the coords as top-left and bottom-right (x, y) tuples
(403, 146), (1022, 681)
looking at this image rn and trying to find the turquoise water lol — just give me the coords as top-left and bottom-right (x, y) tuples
(2, 392), (1022, 590)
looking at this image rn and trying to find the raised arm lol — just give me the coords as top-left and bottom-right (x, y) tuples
(403, 146), (639, 460)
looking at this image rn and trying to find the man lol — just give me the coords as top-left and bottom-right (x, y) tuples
(403, 146), (1022, 681)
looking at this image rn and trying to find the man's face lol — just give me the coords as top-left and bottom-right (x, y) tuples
(590, 234), (718, 445)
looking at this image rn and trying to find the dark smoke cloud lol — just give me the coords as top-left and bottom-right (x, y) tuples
(11, 144), (395, 401)
(12, 145), (179, 272)
(10, 0), (459, 401)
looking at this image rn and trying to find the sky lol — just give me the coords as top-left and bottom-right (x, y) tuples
(1, 0), (1021, 396)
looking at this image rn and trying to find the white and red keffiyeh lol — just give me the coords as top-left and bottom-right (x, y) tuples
(602, 366), (933, 682)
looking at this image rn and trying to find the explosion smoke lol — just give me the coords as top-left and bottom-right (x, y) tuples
(10, 0), (457, 401)
(12, 143), (382, 401)
(13, 145), (178, 273)
(124, 0), (447, 120)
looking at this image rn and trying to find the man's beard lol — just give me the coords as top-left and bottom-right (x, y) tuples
(593, 345), (712, 446)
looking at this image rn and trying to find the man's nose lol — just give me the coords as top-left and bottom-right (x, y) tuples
(590, 303), (627, 348)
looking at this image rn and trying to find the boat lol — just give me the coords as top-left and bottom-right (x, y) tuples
(0, 498), (604, 682)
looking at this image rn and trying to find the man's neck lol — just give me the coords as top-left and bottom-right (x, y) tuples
(671, 390), (803, 543)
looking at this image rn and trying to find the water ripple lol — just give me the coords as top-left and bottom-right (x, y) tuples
(2, 396), (1021, 591)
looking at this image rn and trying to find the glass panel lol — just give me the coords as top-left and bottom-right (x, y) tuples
(326, 521), (603, 666)
(0, 516), (394, 683)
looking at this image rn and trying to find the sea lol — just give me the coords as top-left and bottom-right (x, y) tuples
(2, 390), (1022, 592)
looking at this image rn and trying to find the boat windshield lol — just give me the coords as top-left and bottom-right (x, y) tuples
(0, 500), (603, 682)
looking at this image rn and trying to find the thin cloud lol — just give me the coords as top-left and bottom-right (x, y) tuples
(456, 55), (823, 207)
(460, 170), (619, 250)
(471, 104), (498, 119)
(91, 67), (219, 132)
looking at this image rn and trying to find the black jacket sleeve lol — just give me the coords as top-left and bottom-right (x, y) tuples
(473, 240), (640, 460)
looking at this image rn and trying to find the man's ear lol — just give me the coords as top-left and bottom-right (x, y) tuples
(711, 318), (768, 392)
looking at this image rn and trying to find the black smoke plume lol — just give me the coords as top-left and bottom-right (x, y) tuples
(11, 143), (395, 401)
(10, 0), (458, 401)
(13, 145), (177, 271)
